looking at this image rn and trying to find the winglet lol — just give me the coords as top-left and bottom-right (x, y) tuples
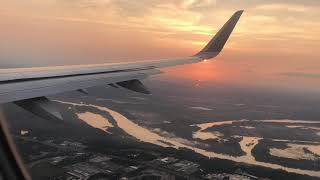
(195, 10), (244, 59)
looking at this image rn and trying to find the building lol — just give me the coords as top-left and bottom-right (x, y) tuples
(89, 155), (112, 163)
(170, 160), (200, 175)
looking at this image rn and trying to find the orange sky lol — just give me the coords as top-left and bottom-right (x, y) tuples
(0, 0), (320, 92)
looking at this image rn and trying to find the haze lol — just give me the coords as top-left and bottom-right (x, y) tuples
(1, 0), (320, 93)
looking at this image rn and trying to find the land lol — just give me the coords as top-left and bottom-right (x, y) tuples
(4, 79), (320, 180)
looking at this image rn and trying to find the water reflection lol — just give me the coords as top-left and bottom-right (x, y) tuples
(270, 144), (320, 161)
(77, 112), (113, 133)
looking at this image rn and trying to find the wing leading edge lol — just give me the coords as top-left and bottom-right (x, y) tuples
(0, 10), (243, 121)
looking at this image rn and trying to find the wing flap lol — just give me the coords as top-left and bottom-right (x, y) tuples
(117, 79), (150, 94)
(14, 97), (63, 122)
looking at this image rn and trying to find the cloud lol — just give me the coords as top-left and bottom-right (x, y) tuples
(282, 72), (320, 79)
(255, 3), (313, 12)
(54, 0), (217, 16)
(182, 0), (216, 11)
(109, 0), (165, 16)
(2, 0), (320, 67)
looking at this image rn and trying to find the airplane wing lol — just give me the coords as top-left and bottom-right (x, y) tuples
(0, 10), (243, 121)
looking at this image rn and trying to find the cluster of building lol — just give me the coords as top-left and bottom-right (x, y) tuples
(204, 169), (270, 180)
(153, 157), (200, 175)
(52, 154), (201, 179)
(170, 160), (200, 175)
(51, 154), (120, 180)
(49, 153), (89, 166)
(205, 173), (252, 180)
(18, 135), (268, 180)
(60, 141), (88, 149)
(51, 153), (182, 180)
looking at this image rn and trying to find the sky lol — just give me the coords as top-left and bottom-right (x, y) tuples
(0, 0), (320, 93)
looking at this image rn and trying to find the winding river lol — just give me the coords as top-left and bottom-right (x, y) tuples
(55, 100), (320, 177)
